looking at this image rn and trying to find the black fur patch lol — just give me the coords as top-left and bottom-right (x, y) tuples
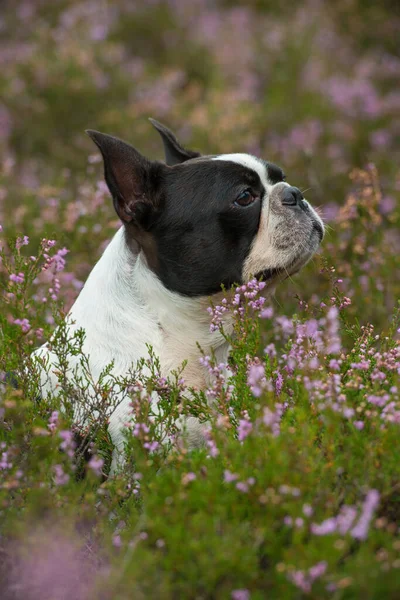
(146, 160), (266, 296)
(263, 161), (286, 184)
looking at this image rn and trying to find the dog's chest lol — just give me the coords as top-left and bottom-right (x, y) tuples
(158, 330), (212, 390)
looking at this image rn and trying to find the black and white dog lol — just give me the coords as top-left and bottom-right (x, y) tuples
(34, 119), (324, 472)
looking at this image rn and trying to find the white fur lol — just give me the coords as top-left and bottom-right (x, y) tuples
(33, 227), (231, 471)
(214, 153), (272, 190)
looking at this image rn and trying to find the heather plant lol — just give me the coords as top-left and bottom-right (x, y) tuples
(1, 0), (400, 598)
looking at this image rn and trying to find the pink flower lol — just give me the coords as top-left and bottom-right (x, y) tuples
(337, 506), (358, 535)
(231, 590), (250, 600)
(53, 247), (69, 271)
(224, 470), (239, 483)
(0, 451), (12, 471)
(203, 426), (219, 457)
(238, 418), (253, 442)
(260, 306), (273, 319)
(350, 490), (380, 540)
(182, 472), (196, 485)
(303, 504), (313, 517)
(47, 410), (59, 433)
(15, 235), (29, 249)
(262, 404), (284, 436)
(247, 363), (266, 397)
(236, 481), (249, 493)
(311, 517), (337, 536)
(287, 561), (327, 593)
(59, 430), (76, 459)
(14, 318), (31, 333)
(88, 456), (104, 476)
(132, 422), (150, 437)
(143, 441), (159, 452)
(41, 239), (56, 251)
(53, 464), (69, 486)
(295, 517), (304, 528)
(274, 371), (284, 396)
(9, 272), (24, 283)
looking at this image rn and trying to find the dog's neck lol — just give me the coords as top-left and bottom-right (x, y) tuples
(68, 227), (231, 388)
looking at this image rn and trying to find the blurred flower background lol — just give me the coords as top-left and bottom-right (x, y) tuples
(0, 0), (399, 326)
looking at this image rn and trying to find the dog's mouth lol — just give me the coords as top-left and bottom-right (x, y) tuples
(255, 261), (305, 284)
(254, 252), (313, 284)
(312, 219), (324, 241)
(254, 266), (284, 282)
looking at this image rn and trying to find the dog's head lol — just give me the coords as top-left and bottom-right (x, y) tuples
(87, 120), (324, 297)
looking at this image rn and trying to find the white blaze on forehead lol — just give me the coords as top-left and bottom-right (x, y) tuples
(213, 153), (271, 191)
(213, 153), (275, 280)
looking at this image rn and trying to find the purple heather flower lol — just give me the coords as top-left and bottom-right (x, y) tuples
(247, 363), (266, 397)
(15, 235), (29, 249)
(262, 404), (284, 436)
(0, 451), (12, 471)
(238, 418), (253, 442)
(236, 481), (249, 493)
(14, 318), (31, 333)
(53, 464), (69, 486)
(303, 504), (313, 517)
(309, 561), (328, 580)
(231, 590), (250, 600)
(59, 430), (76, 459)
(47, 410), (59, 433)
(295, 517), (304, 528)
(337, 506), (357, 535)
(133, 422), (150, 437)
(53, 247), (69, 271)
(182, 472), (196, 485)
(311, 517), (337, 536)
(224, 470), (239, 483)
(88, 456), (104, 476)
(143, 441), (159, 452)
(274, 371), (284, 396)
(203, 426), (219, 457)
(351, 489), (380, 540)
(9, 272), (25, 283)
(287, 561), (327, 594)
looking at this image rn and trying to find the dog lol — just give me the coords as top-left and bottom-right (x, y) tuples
(33, 119), (324, 473)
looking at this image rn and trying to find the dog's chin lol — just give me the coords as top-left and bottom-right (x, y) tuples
(255, 239), (321, 285)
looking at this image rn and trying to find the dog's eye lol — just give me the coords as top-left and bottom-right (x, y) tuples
(235, 189), (257, 207)
(281, 172), (287, 181)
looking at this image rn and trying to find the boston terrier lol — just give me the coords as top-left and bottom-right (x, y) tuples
(33, 119), (324, 473)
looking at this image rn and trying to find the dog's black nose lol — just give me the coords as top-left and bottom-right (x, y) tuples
(281, 186), (304, 206)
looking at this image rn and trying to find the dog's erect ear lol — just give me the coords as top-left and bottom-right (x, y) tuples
(149, 118), (201, 166)
(86, 130), (158, 225)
